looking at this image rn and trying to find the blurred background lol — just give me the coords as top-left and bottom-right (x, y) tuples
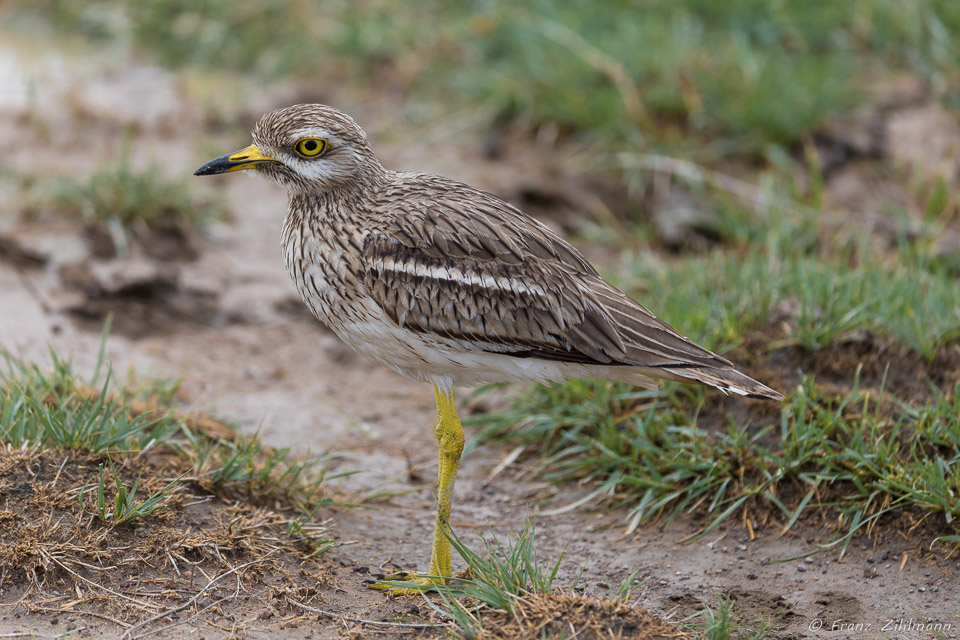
(3, 1), (960, 326)
(2, 2), (960, 635)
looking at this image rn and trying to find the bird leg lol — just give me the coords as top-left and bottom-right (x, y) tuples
(428, 385), (465, 579)
(367, 385), (464, 593)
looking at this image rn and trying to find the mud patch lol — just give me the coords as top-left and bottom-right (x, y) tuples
(694, 332), (960, 435)
(85, 220), (202, 262)
(667, 589), (798, 635)
(0, 232), (48, 268)
(813, 592), (863, 629)
(59, 258), (222, 337)
(769, 336), (960, 401)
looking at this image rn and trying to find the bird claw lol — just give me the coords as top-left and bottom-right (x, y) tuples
(364, 570), (445, 594)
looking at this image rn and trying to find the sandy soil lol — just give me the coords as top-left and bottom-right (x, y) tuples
(2, 28), (959, 640)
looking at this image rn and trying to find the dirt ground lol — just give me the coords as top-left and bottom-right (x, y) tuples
(2, 28), (960, 640)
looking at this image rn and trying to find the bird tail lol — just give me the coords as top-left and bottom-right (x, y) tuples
(666, 366), (784, 400)
(615, 364), (783, 400)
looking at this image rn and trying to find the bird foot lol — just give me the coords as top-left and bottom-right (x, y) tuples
(364, 569), (445, 594)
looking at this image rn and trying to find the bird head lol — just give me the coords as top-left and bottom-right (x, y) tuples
(194, 104), (384, 193)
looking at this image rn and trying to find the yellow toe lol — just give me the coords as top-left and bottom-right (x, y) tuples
(365, 570), (445, 594)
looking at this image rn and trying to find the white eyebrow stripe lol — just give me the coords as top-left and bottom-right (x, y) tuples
(380, 258), (548, 297)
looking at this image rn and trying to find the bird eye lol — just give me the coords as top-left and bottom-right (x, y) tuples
(294, 137), (327, 158)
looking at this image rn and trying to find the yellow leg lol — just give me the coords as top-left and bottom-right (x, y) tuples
(368, 385), (464, 594)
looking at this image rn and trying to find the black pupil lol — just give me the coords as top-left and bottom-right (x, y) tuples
(304, 140), (317, 151)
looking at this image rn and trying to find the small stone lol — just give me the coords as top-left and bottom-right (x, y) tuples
(747, 573), (757, 580)
(880, 551), (890, 561)
(761, 557), (771, 566)
(736, 544), (747, 552)
(804, 557), (815, 563)
(797, 565), (806, 572)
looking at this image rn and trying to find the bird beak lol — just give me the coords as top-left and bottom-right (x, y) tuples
(194, 144), (278, 176)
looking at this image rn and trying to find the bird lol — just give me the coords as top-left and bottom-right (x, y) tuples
(195, 104), (782, 592)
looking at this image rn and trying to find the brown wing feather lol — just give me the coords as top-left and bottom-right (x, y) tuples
(361, 175), (730, 370)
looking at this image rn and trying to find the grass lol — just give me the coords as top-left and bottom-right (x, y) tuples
(51, 151), (222, 227)
(1, 348), (178, 453)
(13, 1), (960, 158)
(478, 149), (958, 554)
(0, 339), (350, 625)
(471, 367), (960, 554)
(386, 519), (773, 639)
(79, 460), (186, 525)
(682, 596), (777, 640)
(35, 149), (226, 256)
(392, 519), (687, 639)
(0, 334), (344, 532)
(611, 237), (960, 361)
(441, 520), (566, 616)
(463, 216), (960, 550)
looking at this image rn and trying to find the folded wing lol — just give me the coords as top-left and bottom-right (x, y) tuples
(360, 175), (781, 400)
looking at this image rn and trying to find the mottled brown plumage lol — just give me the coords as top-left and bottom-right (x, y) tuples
(195, 103), (782, 591)
(197, 103), (781, 399)
(237, 105), (776, 399)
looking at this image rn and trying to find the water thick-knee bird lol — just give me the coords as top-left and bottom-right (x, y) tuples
(195, 104), (782, 592)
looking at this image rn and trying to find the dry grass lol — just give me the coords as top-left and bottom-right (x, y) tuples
(0, 447), (332, 634)
(0, 348), (345, 636)
(476, 593), (687, 640)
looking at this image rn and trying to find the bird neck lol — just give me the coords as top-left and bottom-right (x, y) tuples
(295, 158), (387, 205)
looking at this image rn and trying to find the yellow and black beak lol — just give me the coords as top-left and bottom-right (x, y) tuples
(194, 144), (278, 176)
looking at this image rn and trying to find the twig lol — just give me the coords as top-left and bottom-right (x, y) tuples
(288, 599), (446, 629)
(119, 554), (273, 640)
(483, 444), (525, 487)
(62, 557), (118, 572)
(11, 261), (53, 314)
(0, 627), (87, 639)
(49, 456), (70, 488)
(127, 576), (242, 640)
(46, 556), (160, 612)
(32, 606), (131, 629)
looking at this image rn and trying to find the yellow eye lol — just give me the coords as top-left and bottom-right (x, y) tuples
(294, 137), (327, 158)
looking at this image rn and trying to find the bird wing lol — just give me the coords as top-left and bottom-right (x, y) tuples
(361, 175), (731, 369)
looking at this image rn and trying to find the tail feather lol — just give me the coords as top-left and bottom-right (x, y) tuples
(670, 366), (783, 401)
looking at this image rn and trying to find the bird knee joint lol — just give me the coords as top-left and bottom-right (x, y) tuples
(440, 432), (464, 458)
